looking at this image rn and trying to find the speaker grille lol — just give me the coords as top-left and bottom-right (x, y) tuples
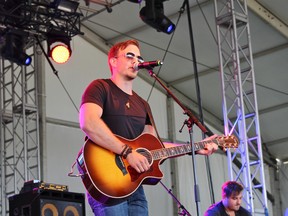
(9, 190), (85, 216)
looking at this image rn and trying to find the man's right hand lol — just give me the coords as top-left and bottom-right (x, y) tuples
(126, 150), (150, 173)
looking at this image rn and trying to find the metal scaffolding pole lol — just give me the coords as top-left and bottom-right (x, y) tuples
(214, 0), (268, 215)
(0, 1), (82, 215)
(0, 43), (41, 216)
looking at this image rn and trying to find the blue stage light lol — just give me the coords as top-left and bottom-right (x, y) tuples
(0, 30), (32, 66)
(139, 1), (175, 35)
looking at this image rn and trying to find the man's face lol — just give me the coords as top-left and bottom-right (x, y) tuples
(222, 191), (243, 212)
(112, 44), (143, 80)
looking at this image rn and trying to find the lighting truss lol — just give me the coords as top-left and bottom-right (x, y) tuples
(0, 0), (83, 39)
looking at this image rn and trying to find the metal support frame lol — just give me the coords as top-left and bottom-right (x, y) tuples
(0, 1), (82, 215)
(0, 43), (40, 215)
(214, 0), (268, 214)
(0, 0), (82, 38)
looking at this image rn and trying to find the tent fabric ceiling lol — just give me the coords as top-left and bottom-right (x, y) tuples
(76, 0), (288, 162)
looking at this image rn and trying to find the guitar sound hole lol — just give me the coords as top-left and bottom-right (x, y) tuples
(136, 148), (153, 165)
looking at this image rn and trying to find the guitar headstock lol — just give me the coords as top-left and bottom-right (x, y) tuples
(216, 134), (239, 151)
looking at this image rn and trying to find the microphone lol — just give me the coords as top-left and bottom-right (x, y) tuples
(134, 60), (163, 70)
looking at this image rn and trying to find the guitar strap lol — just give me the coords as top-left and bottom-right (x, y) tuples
(143, 101), (162, 143)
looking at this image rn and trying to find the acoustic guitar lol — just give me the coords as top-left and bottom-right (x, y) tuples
(77, 133), (238, 204)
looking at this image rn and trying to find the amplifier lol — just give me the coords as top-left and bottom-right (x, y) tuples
(9, 189), (85, 216)
(20, 180), (69, 193)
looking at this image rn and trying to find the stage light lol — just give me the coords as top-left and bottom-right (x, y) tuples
(139, 0), (175, 34)
(0, 30), (32, 66)
(52, 0), (79, 13)
(47, 35), (72, 64)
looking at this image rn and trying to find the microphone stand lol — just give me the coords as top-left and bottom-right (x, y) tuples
(146, 69), (211, 136)
(159, 181), (192, 216)
(145, 68), (212, 216)
(184, 0), (215, 207)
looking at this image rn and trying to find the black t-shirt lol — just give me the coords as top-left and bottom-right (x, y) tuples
(81, 79), (152, 139)
(204, 201), (252, 216)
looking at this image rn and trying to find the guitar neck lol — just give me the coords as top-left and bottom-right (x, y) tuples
(151, 140), (218, 160)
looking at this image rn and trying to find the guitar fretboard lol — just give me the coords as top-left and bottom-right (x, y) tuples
(151, 140), (216, 160)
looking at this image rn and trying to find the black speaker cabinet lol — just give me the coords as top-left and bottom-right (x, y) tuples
(9, 189), (85, 216)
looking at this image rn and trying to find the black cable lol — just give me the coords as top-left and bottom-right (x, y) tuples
(146, 2), (185, 102)
(183, 0), (215, 213)
(35, 36), (79, 113)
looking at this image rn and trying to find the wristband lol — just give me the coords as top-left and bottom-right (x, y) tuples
(120, 144), (129, 156)
(122, 145), (133, 159)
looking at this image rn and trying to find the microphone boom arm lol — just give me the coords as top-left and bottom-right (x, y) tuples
(146, 69), (212, 136)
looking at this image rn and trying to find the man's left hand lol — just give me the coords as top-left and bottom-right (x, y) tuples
(196, 134), (218, 155)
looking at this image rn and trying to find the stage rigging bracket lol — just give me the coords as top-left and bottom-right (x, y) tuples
(0, 0), (83, 41)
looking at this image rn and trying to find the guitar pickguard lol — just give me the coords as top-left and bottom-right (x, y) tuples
(115, 155), (128, 176)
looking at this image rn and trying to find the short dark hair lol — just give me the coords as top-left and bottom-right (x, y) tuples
(108, 39), (140, 74)
(222, 181), (244, 198)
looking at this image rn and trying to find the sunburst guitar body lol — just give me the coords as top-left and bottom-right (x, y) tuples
(77, 133), (238, 204)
